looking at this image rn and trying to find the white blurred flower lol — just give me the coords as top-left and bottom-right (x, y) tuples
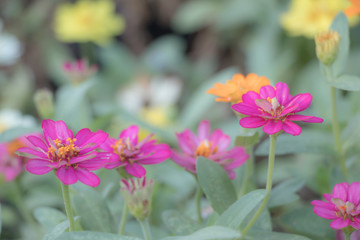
(0, 20), (22, 66)
(0, 109), (36, 133)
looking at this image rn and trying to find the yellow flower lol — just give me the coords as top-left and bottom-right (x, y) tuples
(281, 0), (357, 38)
(54, 0), (125, 45)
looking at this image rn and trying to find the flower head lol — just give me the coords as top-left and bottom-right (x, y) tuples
(312, 182), (360, 230)
(120, 177), (153, 220)
(281, 0), (357, 38)
(63, 59), (98, 84)
(315, 30), (341, 66)
(54, 0), (125, 44)
(0, 137), (27, 182)
(207, 73), (271, 104)
(232, 82), (323, 136)
(17, 119), (112, 187)
(171, 120), (249, 179)
(100, 125), (171, 178)
(345, 0), (360, 17)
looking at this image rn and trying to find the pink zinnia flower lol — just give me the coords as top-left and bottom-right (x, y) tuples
(171, 120), (249, 180)
(311, 182), (360, 230)
(100, 125), (171, 178)
(232, 82), (323, 136)
(17, 119), (111, 187)
(0, 137), (27, 182)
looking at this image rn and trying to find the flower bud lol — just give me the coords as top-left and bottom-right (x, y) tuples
(315, 30), (341, 66)
(33, 89), (54, 119)
(120, 177), (153, 221)
(63, 59), (98, 85)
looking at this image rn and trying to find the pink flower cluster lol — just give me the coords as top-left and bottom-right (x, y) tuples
(16, 120), (171, 187)
(171, 120), (249, 179)
(232, 82), (323, 135)
(312, 182), (360, 230)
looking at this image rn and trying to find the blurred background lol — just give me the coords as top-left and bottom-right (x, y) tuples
(1, 0), (360, 239)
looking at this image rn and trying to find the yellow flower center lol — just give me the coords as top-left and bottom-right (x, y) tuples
(47, 138), (79, 162)
(195, 140), (218, 158)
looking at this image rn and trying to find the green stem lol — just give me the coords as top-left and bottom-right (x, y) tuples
(139, 218), (152, 240)
(118, 201), (128, 235)
(241, 134), (277, 236)
(61, 183), (75, 231)
(327, 67), (348, 178)
(345, 232), (351, 240)
(195, 183), (203, 224)
(240, 146), (254, 196)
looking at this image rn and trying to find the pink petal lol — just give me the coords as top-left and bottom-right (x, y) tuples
(263, 120), (283, 135)
(241, 91), (261, 106)
(311, 200), (336, 210)
(285, 93), (312, 113)
(313, 206), (338, 220)
(254, 99), (272, 113)
(198, 120), (211, 141)
(275, 82), (290, 105)
(125, 163), (146, 178)
(279, 104), (299, 116)
(16, 147), (47, 159)
(282, 121), (302, 136)
(333, 183), (349, 202)
(26, 136), (48, 152)
(42, 119), (57, 143)
(349, 182), (360, 206)
(77, 129), (108, 154)
(210, 129), (230, 152)
(259, 85), (276, 99)
(104, 161), (126, 169)
(301, 116), (324, 123)
(287, 115), (317, 121)
(99, 137), (117, 152)
(240, 116), (266, 128)
(56, 166), (77, 185)
(138, 146), (171, 164)
(329, 218), (351, 229)
(171, 150), (196, 172)
(323, 193), (332, 202)
(26, 160), (53, 175)
(232, 103), (263, 116)
(55, 120), (73, 140)
(119, 125), (139, 146)
(176, 130), (198, 155)
(77, 153), (115, 170)
(75, 168), (100, 187)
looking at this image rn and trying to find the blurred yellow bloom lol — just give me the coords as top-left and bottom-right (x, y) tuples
(54, 0), (125, 45)
(281, 0), (357, 38)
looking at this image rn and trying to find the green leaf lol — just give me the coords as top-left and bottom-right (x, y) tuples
(330, 12), (349, 77)
(241, 209), (272, 233)
(161, 226), (241, 240)
(42, 217), (79, 240)
(246, 231), (311, 240)
(328, 75), (360, 91)
(197, 157), (237, 215)
(162, 210), (200, 235)
(279, 206), (334, 239)
(56, 231), (143, 240)
(172, 0), (221, 33)
(33, 207), (66, 230)
(216, 189), (266, 229)
(268, 178), (305, 208)
(235, 132), (260, 148)
(255, 130), (334, 156)
(179, 67), (239, 129)
(72, 184), (115, 233)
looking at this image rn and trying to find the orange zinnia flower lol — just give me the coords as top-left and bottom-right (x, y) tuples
(344, 0), (360, 17)
(207, 73), (271, 103)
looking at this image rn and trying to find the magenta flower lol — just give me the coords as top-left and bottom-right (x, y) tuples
(171, 120), (249, 180)
(311, 182), (360, 230)
(17, 119), (112, 187)
(0, 137), (27, 182)
(99, 125), (171, 178)
(232, 82), (323, 136)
